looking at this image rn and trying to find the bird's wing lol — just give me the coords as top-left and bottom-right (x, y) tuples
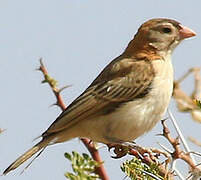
(43, 57), (155, 136)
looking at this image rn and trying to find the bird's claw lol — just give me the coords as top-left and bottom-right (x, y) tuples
(107, 144), (131, 158)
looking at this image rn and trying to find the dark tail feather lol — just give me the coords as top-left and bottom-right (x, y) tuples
(19, 146), (46, 175)
(3, 137), (52, 175)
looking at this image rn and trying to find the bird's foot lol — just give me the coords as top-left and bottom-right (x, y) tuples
(106, 139), (144, 158)
(107, 143), (130, 158)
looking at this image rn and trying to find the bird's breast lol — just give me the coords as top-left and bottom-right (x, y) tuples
(100, 56), (174, 142)
(75, 56), (174, 144)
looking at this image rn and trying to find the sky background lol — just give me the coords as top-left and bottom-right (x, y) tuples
(1, 0), (201, 180)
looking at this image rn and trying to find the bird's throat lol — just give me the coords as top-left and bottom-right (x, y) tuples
(123, 37), (162, 61)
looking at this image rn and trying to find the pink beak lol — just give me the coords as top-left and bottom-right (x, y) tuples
(179, 24), (196, 39)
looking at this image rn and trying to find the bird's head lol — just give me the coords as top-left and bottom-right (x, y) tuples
(124, 18), (196, 59)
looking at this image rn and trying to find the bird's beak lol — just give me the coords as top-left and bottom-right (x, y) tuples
(179, 24), (196, 39)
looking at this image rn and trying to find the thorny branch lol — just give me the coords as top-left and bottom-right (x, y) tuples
(108, 115), (201, 179)
(161, 120), (201, 179)
(107, 139), (174, 179)
(173, 67), (201, 153)
(37, 58), (109, 180)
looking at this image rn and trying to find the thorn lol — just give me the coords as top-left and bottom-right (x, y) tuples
(89, 140), (93, 144)
(170, 169), (177, 176)
(135, 168), (163, 180)
(157, 142), (172, 154)
(134, 149), (144, 159)
(35, 67), (41, 71)
(49, 102), (59, 108)
(41, 79), (46, 84)
(185, 172), (193, 180)
(41, 79), (50, 84)
(58, 85), (72, 93)
(188, 151), (201, 157)
(161, 119), (168, 126)
(162, 117), (169, 121)
(195, 162), (201, 167)
(32, 135), (42, 142)
(39, 58), (44, 66)
(175, 136), (180, 145)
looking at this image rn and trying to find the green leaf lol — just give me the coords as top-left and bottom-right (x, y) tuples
(64, 151), (100, 180)
(83, 153), (90, 160)
(195, 99), (201, 109)
(64, 152), (72, 161)
(121, 157), (164, 180)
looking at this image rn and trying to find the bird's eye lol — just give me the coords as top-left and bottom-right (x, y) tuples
(162, 27), (172, 33)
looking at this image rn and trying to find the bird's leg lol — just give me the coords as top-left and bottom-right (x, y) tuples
(105, 137), (143, 158)
(107, 144), (130, 158)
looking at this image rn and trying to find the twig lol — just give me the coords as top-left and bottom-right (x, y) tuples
(188, 151), (201, 157)
(38, 58), (109, 180)
(168, 109), (195, 162)
(108, 145), (173, 180)
(173, 67), (201, 123)
(173, 167), (185, 180)
(135, 168), (163, 180)
(161, 118), (201, 179)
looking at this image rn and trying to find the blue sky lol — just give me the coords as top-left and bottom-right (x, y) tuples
(1, 1), (201, 179)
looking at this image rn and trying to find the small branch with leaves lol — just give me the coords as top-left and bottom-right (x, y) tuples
(64, 151), (101, 180)
(107, 143), (173, 179)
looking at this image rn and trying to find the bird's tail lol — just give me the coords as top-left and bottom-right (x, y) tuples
(3, 136), (53, 175)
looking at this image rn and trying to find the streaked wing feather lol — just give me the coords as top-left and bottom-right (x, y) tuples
(43, 58), (154, 135)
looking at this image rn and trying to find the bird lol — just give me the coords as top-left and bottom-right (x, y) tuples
(3, 18), (196, 175)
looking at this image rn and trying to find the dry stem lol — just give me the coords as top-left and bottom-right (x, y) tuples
(161, 120), (201, 178)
